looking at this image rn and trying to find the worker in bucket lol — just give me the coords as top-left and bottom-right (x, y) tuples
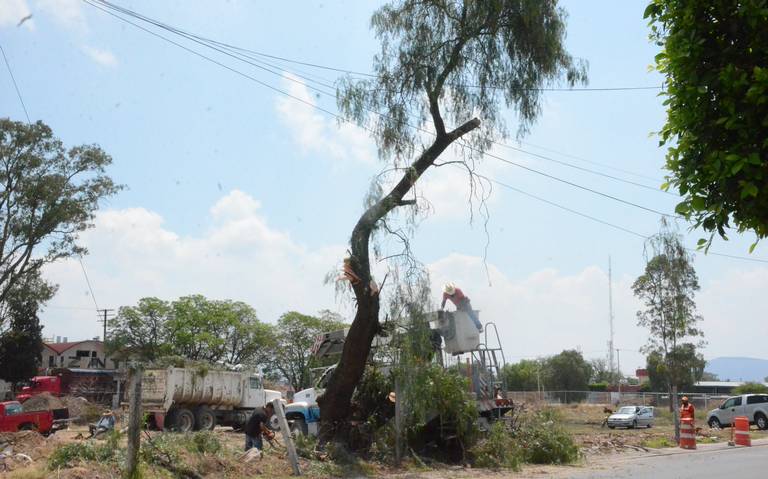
(440, 282), (482, 332)
(244, 402), (275, 452)
(680, 396), (695, 422)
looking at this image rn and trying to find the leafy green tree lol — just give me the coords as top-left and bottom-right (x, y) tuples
(108, 297), (173, 361)
(320, 0), (586, 442)
(543, 350), (592, 402)
(645, 344), (705, 392)
(633, 219), (704, 440)
(645, 1), (768, 247)
(110, 295), (273, 366)
(0, 119), (120, 306)
(0, 271), (54, 383)
(501, 359), (544, 391)
(263, 311), (347, 392)
(734, 382), (768, 394)
(590, 357), (619, 384)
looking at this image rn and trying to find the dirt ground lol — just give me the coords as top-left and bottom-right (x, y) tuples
(2, 403), (767, 478)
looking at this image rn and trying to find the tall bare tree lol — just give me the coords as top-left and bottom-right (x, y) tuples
(318, 0), (586, 443)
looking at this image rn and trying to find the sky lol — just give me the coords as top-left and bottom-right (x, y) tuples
(1, 0), (766, 375)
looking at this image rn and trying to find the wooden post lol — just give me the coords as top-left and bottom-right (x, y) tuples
(125, 364), (142, 479)
(272, 398), (301, 476)
(394, 379), (402, 466)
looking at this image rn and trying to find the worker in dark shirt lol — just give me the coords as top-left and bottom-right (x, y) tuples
(441, 282), (482, 331)
(244, 402), (275, 451)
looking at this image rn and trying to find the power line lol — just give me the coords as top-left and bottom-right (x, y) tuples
(0, 42), (31, 123)
(85, 1), (768, 264)
(78, 257), (100, 311)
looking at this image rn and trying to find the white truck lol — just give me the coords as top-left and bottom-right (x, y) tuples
(141, 367), (282, 432)
(706, 393), (768, 430)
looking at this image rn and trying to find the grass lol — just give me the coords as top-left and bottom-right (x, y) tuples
(640, 437), (675, 449)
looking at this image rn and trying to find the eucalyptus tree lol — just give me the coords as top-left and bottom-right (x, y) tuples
(633, 219), (704, 442)
(319, 0), (586, 442)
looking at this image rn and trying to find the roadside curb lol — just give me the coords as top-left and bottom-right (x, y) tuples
(585, 438), (768, 466)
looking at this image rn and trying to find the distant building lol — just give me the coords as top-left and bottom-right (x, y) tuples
(636, 369), (649, 385)
(41, 337), (116, 370)
(692, 381), (768, 395)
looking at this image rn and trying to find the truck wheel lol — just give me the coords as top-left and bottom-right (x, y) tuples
(755, 412), (767, 431)
(18, 423), (37, 431)
(290, 418), (308, 437)
(168, 407), (195, 433)
(195, 406), (217, 431)
(708, 417), (721, 429)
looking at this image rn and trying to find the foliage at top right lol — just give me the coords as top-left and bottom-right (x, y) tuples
(645, 1), (768, 249)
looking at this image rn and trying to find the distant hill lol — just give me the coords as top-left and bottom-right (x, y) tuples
(705, 357), (768, 382)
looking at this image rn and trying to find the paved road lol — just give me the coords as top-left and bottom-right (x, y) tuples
(570, 444), (768, 479)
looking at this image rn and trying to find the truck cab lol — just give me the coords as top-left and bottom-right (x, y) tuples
(16, 376), (62, 403)
(0, 401), (68, 435)
(707, 394), (768, 430)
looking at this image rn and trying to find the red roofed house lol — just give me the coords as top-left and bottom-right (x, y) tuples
(42, 337), (114, 370)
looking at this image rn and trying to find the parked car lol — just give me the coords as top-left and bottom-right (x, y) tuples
(607, 406), (654, 429)
(0, 401), (69, 435)
(706, 394), (768, 430)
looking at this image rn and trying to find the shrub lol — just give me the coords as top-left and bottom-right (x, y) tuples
(188, 431), (222, 455)
(514, 409), (580, 465)
(733, 382), (768, 394)
(48, 441), (117, 469)
(588, 383), (608, 392)
(470, 422), (522, 470)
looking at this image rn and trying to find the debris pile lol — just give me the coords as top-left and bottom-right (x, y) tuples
(0, 431), (54, 471)
(21, 392), (65, 412)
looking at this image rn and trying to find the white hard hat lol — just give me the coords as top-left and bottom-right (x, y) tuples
(443, 282), (456, 295)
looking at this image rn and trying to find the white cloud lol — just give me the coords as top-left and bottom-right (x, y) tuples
(35, 0), (86, 32)
(82, 45), (118, 68)
(428, 254), (768, 373)
(41, 190), (349, 340)
(276, 73), (375, 165)
(0, 0), (33, 29)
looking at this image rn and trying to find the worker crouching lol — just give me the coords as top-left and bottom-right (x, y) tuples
(244, 402), (275, 452)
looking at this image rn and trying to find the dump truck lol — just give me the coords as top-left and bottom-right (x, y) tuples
(16, 368), (118, 405)
(141, 367), (282, 432)
(285, 310), (512, 436)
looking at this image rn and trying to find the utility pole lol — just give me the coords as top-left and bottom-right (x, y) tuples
(608, 257), (615, 380)
(97, 309), (115, 342)
(616, 348), (622, 397)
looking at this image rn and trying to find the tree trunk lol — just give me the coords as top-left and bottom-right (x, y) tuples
(317, 118), (480, 444)
(671, 383), (680, 444)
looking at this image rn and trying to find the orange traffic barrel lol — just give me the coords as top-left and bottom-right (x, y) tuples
(680, 417), (696, 449)
(734, 416), (751, 447)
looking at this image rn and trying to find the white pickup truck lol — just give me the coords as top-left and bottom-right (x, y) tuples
(706, 393), (768, 430)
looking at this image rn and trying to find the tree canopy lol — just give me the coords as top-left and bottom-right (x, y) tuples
(0, 119), (120, 305)
(645, 1), (768, 247)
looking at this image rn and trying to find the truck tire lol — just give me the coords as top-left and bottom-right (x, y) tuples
(18, 423), (37, 431)
(755, 412), (768, 431)
(290, 418), (308, 437)
(708, 417), (721, 429)
(195, 406), (217, 431)
(168, 407), (195, 433)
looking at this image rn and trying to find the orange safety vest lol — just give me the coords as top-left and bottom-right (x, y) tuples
(680, 403), (695, 420)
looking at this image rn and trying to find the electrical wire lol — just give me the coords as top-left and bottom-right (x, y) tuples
(84, 0), (768, 264)
(0, 42), (31, 123)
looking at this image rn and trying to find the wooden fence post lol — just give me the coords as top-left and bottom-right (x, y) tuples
(272, 398), (301, 476)
(125, 364), (142, 479)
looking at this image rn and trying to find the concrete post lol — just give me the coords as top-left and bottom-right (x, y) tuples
(125, 364), (142, 479)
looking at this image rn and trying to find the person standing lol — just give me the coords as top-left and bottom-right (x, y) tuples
(680, 396), (695, 422)
(244, 402), (275, 452)
(440, 282), (482, 332)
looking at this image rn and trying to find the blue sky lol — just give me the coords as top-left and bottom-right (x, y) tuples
(1, 0), (766, 374)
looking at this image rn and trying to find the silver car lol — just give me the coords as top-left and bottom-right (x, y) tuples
(607, 406), (655, 429)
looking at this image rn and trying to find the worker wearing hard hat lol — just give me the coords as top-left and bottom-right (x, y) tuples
(441, 282), (482, 332)
(680, 396), (695, 421)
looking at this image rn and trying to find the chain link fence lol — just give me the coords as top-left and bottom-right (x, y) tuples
(503, 390), (730, 412)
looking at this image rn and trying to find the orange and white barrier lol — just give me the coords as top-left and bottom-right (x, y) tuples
(679, 418), (696, 449)
(734, 416), (751, 447)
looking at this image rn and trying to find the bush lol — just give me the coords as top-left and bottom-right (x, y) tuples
(48, 441), (118, 469)
(733, 382), (768, 394)
(470, 422), (522, 470)
(188, 431), (222, 455)
(588, 383), (608, 392)
(514, 409), (580, 465)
